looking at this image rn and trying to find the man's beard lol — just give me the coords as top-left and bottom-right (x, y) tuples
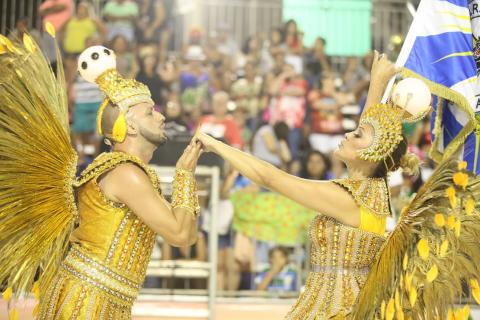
(140, 126), (168, 146)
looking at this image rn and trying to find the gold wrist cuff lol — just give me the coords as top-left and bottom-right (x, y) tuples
(171, 169), (200, 217)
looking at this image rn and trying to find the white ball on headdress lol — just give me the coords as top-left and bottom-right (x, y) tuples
(77, 46), (116, 83)
(391, 78), (431, 117)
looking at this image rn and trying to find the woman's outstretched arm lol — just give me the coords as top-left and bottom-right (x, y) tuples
(194, 133), (360, 227)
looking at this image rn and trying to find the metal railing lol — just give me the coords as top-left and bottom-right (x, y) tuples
(149, 165), (220, 320)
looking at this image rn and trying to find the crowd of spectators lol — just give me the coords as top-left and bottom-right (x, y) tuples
(12, 0), (435, 294)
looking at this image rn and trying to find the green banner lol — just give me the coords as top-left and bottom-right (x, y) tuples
(283, 0), (372, 56)
(231, 191), (317, 246)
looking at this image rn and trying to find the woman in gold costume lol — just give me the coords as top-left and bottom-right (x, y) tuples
(0, 29), (202, 319)
(195, 52), (480, 319)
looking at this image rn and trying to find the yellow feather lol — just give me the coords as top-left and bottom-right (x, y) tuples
(453, 172), (468, 189)
(405, 272), (413, 292)
(440, 240), (449, 257)
(426, 264), (439, 282)
(455, 307), (464, 320)
(0, 29), (76, 297)
(395, 289), (401, 310)
(0, 35), (19, 54)
(32, 303), (40, 317)
(455, 220), (461, 238)
(381, 300), (386, 319)
(8, 308), (19, 320)
(22, 34), (36, 53)
(462, 305), (470, 320)
(447, 215), (456, 230)
(434, 213), (446, 227)
(386, 298), (395, 320)
(409, 287), (417, 307)
(465, 197), (475, 215)
(31, 281), (40, 299)
(417, 239), (430, 260)
(448, 307), (455, 320)
(471, 279), (480, 304)
(0, 43), (6, 54)
(458, 161), (467, 170)
(396, 307), (404, 320)
(446, 186), (457, 208)
(45, 22), (56, 38)
(403, 254), (408, 270)
(2, 287), (12, 301)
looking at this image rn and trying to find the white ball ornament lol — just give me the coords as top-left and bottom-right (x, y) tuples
(391, 78), (431, 118)
(77, 46), (116, 83)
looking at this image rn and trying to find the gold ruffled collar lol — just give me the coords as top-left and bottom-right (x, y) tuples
(332, 177), (392, 217)
(74, 152), (160, 191)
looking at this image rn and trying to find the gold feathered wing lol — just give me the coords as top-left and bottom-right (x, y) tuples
(351, 157), (480, 319)
(0, 32), (77, 297)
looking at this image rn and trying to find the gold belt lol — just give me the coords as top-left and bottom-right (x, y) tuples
(62, 246), (141, 305)
(311, 265), (370, 274)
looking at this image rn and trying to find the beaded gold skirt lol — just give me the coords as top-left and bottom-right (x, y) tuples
(38, 246), (141, 320)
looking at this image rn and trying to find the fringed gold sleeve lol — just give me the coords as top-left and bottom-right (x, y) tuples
(171, 169), (200, 217)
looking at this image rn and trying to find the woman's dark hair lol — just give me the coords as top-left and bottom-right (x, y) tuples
(284, 19), (298, 33)
(273, 121), (290, 141)
(372, 134), (408, 178)
(242, 36), (255, 55)
(300, 150), (331, 180)
(137, 52), (159, 74)
(108, 34), (131, 52)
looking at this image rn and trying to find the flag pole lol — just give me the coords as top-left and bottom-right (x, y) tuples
(381, 1), (417, 103)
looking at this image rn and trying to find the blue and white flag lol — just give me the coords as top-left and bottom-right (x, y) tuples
(396, 0), (480, 173)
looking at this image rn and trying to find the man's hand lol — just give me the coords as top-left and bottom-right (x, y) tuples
(176, 140), (203, 171)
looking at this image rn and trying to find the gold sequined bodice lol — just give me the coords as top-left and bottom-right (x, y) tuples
(39, 152), (160, 319)
(285, 215), (386, 320)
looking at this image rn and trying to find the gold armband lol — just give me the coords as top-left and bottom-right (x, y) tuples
(171, 169), (200, 217)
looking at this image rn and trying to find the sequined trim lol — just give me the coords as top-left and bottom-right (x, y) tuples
(74, 152), (160, 192)
(332, 178), (392, 217)
(127, 224), (146, 272)
(62, 247), (141, 306)
(118, 219), (139, 269)
(70, 245), (139, 288)
(310, 265), (369, 273)
(40, 273), (64, 319)
(53, 282), (81, 320)
(85, 291), (97, 320)
(70, 286), (87, 319)
(106, 212), (131, 264)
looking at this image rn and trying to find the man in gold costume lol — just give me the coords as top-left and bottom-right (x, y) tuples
(0, 32), (202, 318)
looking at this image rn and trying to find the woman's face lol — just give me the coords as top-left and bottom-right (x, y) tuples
(271, 30), (282, 44)
(307, 153), (326, 178)
(334, 123), (375, 163)
(77, 3), (89, 19)
(143, 55), (157, 70)
(286, 21), (297, 34)
(249, 37), (259, 52)
(166, 101), (181, 118)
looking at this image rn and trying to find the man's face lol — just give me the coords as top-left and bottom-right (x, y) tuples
(128, 103), (167, 146)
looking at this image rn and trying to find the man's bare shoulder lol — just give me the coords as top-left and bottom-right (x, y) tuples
(99, 163), (154, 198)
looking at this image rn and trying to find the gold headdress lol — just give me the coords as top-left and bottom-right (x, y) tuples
(357, 78), (431, 163)
(357, 103), (404, 162)
(77, 46), (154, 143)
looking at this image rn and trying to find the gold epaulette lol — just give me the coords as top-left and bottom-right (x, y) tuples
(73, 152), (160, 192)
(332, 178), (392, 217)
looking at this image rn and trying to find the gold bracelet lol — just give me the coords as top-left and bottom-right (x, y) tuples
(171, 169), (200, 217)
